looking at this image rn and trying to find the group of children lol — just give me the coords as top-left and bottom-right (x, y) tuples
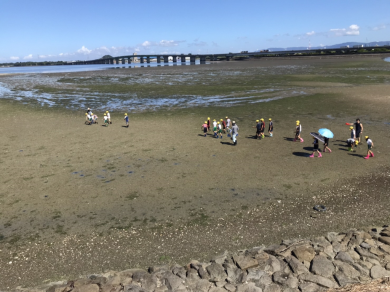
(202, 116), (232, 139)
(253, 118), (273, 139)
(201, 116), (375, 159)
(85, 108), (130, 128)
(346, 119), (374, 159)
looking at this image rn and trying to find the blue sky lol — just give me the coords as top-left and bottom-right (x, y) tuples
(1, 0), (389, 62)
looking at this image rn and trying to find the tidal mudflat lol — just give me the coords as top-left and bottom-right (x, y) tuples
(1, 55), (390, 289)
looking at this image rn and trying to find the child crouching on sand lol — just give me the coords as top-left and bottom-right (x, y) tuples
(364, 136), (374, 159)
(310, 137), (322, 158)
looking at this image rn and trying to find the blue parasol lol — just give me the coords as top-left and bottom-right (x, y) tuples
(318, 128), (334, 139)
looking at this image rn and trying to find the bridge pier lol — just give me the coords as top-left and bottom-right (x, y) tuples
(200, 56), (206, 64)
(147, 57), (150, 63)
(140, 57), (144, 63)
(163, 56), (169, 63)
(172, 56), (177, 63)
(157, 56), (161, 63)
(190, 56), (196, 63)
(181, 56), (186, 63)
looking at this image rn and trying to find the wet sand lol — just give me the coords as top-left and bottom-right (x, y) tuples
(1, 55), (390, 289)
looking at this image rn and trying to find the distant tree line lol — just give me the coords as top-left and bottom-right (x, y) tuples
(0, 61), (70, 67)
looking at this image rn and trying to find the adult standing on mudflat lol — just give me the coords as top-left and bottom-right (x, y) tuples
(231, 121), (239, 146)
(355, 118), (363, 144)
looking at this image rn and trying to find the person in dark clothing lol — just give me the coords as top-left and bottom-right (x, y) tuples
(323, 137), (332, 153)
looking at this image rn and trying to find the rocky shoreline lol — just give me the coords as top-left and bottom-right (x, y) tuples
(11, 225), (390, 292)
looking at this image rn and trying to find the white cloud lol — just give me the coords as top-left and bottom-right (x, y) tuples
(330, 24), (360, 36)
(306, 31), (315, 36)
(77, 46), (92, 54)
(10, 56), (19, 60)
(142, 41), (151, 47)
(23, 54), (33, 60)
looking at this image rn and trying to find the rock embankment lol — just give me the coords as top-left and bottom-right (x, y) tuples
(13, 226), (390, 292)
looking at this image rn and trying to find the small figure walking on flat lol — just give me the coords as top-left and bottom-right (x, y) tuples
(124, 113), (129, 128)
(260, 118), (265, 139)
(221, 119), (227, 134)
(106, 111), (111, 124)
(201, 121), (208, 137)
(364, 136), (374, 159)
(323, 137), (332, 153)
(253, 120), (261, 139)
(268, 118), (273, 137)
(231, 121), (239, 146)
(294, 120), (304, 142)
(309, 137), (322, 158)
(207, 117), (211, 132)
(103, 113), (109, 127)
(217, 122), (223, 139)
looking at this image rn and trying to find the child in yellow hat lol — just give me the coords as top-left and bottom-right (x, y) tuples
(294, 121), (304, 142)
(103, 113), (109, 127)
(124, 113), (129, 128)
(268, 118), (273, 137)
(260, 118), (265, 139)
(364, 136), (374, 159)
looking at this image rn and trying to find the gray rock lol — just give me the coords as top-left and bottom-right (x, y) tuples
(347, 250), (361, 261)
(359, 261), (373, 270)
(285, 256), (309, 275)
(256, 273), (273, 290)
(292, 246), (315, 263)
(335, 251), (354, 264)
(369, 247), (384, 257)
(264, 255), (281, 274)
(380, 244), (390, 254)
(326, 232), (340, 243)
(272, 272), (298, 289)
(348, 235), (363, 248)
(264, 244), (286, 256)
(206, 263), (227, 282)
(310, 256), (335, 278)
(256, 252), (270, 270)
(154, 286), (169, 292)
(379, 236), (390, 245)
(365, 257), (381, 266)
(380, 229), (390, 237)
(331, 242), (343, 253)
(283, 289), (300, 292)
(186, 268), (200, 281)
(198, 266), (209, 280)
(370, 265), (390, 279)
(298, 273), (337, 288)
(355, 247), (380, 260)
(163, 273), (186, 291)
(360, 242), (371, 249)
(351, 263), (369, 276)
(333, 260), (360, 279)
(123, 284), (147, 292)
(149, 265), (169, 273)
(224, 263), (245, 284)
(172, 265), (187, 280)
(185, 279), (211, 292)
(247, 269), (266, 282)
(299, 282), (321, 292)
(209, 287), (226, 292)
(334, 271), (359, 287)
(386, 263), (390, 271)
(224, 283), (237, 292)
(233, 255), (259, 270)
(263, 284), (281, 292)
(236, 283), (263, 292)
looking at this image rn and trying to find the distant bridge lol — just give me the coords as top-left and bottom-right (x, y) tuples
(70, 46), (389, 65)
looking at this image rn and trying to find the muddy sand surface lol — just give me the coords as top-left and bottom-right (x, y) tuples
(0, 55), (390, 289)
